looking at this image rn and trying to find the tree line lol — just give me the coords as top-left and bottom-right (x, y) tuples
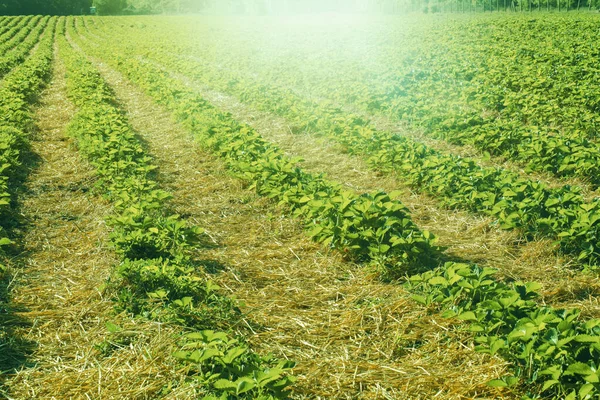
(0, 0), (92, 15)
(0, 0), (597, 16)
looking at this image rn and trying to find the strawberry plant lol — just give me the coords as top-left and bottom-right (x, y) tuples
(407, 262), (600, 399)
(80, 25), (600, 268)
(58, 22), (295, 397)
(71, 16), (600, 398)
(174, 330), (296, 400)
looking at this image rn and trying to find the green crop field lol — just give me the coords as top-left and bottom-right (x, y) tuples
(1, 10), (600, 400)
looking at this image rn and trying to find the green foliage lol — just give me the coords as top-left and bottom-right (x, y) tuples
(93, 0), (126, 14)
(58, 22), (293, 397)
(0, 16), (48, 78)
(112, 258), (239, 329)
(60, 33), (202, 261)
(0, 0), (92, 15)
(0, 14), (56, 367)
(71, 15), (600, 398)
(98, 50), (440, 278)
(407, 263), (600, 398)
(101, 17), (600, 267)
(109, 210), (203, 260)
(174, 330), (296, 399)
(0, 17), (54, 266)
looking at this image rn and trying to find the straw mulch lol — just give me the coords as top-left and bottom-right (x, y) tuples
(88, 57), (527, 399)
(164, 65), (600, 317)
(1, 47), (188, 400)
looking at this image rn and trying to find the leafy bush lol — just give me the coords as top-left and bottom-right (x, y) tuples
(112, 258), (239, 329)
(174, 330), (295, 400)
(408, 263), (600, 399)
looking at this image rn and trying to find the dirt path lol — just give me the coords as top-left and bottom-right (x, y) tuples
(2, 46), (184, 400)
(83, 49), (514, 398)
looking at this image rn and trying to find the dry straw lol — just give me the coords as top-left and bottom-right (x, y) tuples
(93, 59), (513, 398)
(5, 43), (597, 399)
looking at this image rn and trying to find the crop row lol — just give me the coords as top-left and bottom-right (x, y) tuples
(75, 25), (600, 399)
(70, 22), (440, 280)
(0, 16), (49, 78)
(57, 21), (295, 399)
(113, 15), (600, 186)
(408, 262), (600, 399)
(0, 16), (24, 40)
(297, 17), (600, 186)
(76, 20), (600, 269)
(0, 16), (40, 59)
(0, 18), (54, 279)
(0, 16), (31, 49)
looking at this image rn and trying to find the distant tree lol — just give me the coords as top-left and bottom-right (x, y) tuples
(93, 0), (126, 14)
(0, 0), (20, 15)
(52, 0), (93, 14)
(0, 0), (40, 14)
(0, 0), (92, 14)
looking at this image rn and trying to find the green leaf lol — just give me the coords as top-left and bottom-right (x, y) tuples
(106, 321), (122, 333)
(575, 335), (600, 343)
(541, 379), (559, 392)
(469, 324), (485, 333)
(172, 351), (188, 361)
(222, 346), (247, 364)
(213, 379), (237, 391)
(580, 384), (595, 399)
(567, 362), (595, 376)
(256, 369), (285, 385)
(565, 390), (577, 400)
(411, 294), (428, 305)
(191, 348), (221, 363)
(428, 276), (448, 286)
(236, 377), (256, 394)
(545, 198), (560, 207)
(490, 338), (506, 355)
(457, 311), (478, 321)
(505, 376), (519, 386)
(486, 379), (507, 387)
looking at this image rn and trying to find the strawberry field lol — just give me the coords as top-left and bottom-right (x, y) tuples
(1, 12), (600, 400)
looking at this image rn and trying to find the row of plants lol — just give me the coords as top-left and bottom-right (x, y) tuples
(0, 16), (49, 78)
(296, 16), (600, 185)
(407, 262), (600, 399)
(0, 16), (24, 41)
(0, 16), (39, 59)
(114, 15), (600, 186)
(0, 17), (55, 280)
(75, 19), (600, 269)
(0, 19), (54, 387)
(76, 26), (600, 399)
(0, 16), (31, 45)
(56, 21), (295, 399)
(68, 23), (440, 279)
